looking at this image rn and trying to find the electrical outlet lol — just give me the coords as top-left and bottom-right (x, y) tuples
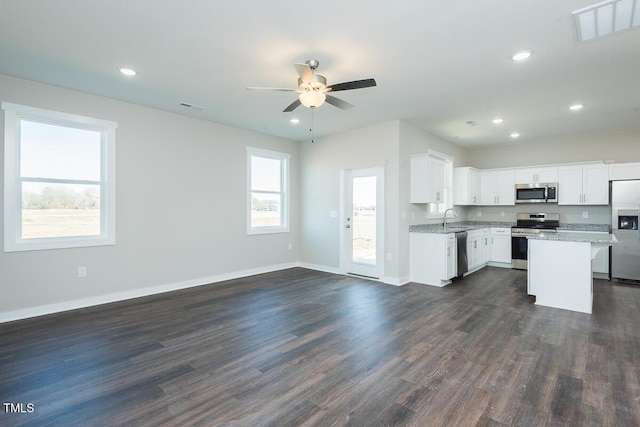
(386, 252), (392, 262)
(77, 266), (87, 278)
(288, 243), (292, 250)
(401, 211), (407, 220)
(583, 211), (589, 219)
(501, 211), (505, 217)
(477, 211), (482, 217)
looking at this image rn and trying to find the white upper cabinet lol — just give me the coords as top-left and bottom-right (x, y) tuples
(480, 170), (515, 206)
(410, 154), (445, 204)
(514, 166), (558, 184)
(453, 167), (479, 205)
(609, 162), (640, 181)
(558, 163), (608, 205)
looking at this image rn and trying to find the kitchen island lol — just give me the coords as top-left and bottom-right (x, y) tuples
(527, 232), (617, 314)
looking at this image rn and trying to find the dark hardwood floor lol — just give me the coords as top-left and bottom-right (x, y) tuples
(1, 267), (639, 426)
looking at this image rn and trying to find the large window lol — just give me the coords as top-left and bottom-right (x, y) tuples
(3, 102), (117, 252)
(247, 147), (289, 234)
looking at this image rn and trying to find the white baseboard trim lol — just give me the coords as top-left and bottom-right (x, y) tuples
(381, 276), (410, 286)
(0, 262), (298, 324)
(296, 262), (341, 275)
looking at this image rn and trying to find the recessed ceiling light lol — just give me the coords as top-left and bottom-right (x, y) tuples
(511, 50), (533, 61)
(290, 118), (300, 124)
(569, 103), (585, 111)
(492, 117), (504, 124)
(119, 67), (137, 76)
(510, 132), (521, 138)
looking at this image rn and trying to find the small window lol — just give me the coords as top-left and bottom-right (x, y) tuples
(247, 147), (289, 234)
(428, 151), (454, 218)
(3, 102), (117, 252)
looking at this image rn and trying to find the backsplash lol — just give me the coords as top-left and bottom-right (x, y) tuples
(464, 204), (610, 225)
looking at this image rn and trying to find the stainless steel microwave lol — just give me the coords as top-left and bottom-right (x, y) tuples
(515, 183), (558, 204)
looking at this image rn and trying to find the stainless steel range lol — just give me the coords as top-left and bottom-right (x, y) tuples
(511, 213), (560, 270)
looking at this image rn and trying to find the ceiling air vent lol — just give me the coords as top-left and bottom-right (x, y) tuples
(179, 102), (205, 110)
(572, 0), (640, 42)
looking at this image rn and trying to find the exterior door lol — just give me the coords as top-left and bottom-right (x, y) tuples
(343, 167), (384, 278)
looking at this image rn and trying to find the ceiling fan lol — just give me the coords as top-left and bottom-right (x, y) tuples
(247, 59), (377, 112)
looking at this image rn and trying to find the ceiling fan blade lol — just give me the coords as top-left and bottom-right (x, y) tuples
(294, 63), (314, 84)
(325, 95), (354, 110)
(327, 78), (377, 92)
(283, 99), (302, 112)
(246, 86), (297, 92)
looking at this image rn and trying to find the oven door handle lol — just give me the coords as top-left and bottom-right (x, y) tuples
(544, 186), (549, 202)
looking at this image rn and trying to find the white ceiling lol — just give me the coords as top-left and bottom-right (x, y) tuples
(1, 0), (639, 147)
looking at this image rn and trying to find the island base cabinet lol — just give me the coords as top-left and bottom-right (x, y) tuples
(410, 233), (456, 287)
(528, 239), (593, 314)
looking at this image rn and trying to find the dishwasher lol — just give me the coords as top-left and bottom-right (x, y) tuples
(455, 231), (468, 277)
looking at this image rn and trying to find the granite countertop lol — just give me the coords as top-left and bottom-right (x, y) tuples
(410, 221), (611, 234)
(409, 221), (514, 234)
(527, 231), (618, 244)
(558, 223), (610, 232)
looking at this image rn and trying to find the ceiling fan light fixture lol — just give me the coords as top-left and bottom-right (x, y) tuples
(299, 90), (326, 108)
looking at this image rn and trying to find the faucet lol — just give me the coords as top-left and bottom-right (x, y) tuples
(443, 208), (458, 229)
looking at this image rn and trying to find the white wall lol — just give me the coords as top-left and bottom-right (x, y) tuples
(0, 75), (299, 321)
(298, 120), (466, 284)
(459, 130), (640, 225)
(298, 121), (401, 281)
(398, 122), (469, 280)
(466, 129), (640, 169)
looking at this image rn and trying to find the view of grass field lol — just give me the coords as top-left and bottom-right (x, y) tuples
(251, 210), (281, 228)
(352, 210), (376, 262)
(22, 209), (100, 239)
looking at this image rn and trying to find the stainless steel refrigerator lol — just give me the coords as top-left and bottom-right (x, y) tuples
(611, 180), (640, 282)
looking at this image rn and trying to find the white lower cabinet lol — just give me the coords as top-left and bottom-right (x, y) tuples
(467, 228), (490, 272)
(490, 227), (512, 265)
(410, 232), (457, 287)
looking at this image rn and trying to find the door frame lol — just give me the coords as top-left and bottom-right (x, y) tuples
(339, 166), (385, 279)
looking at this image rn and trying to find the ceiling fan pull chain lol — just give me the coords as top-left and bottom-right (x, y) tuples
(310, 108), (315, 143)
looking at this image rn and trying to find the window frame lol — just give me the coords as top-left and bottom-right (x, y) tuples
(246, 146), (290, 235)
(2, 102), (117, 252)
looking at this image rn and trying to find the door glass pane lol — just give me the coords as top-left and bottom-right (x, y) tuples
(352, 176), (376, 265)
